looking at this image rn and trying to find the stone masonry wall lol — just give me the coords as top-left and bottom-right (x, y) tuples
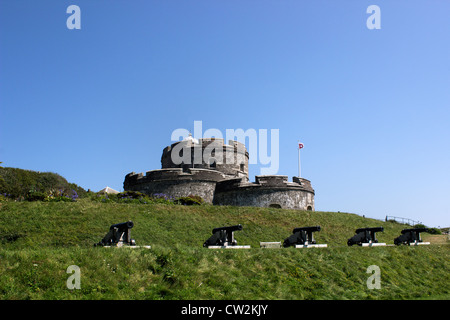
(124, 168), (225, 203)
(213, 176), (315, 210)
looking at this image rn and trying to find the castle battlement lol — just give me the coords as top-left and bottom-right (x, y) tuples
(213, 175), (315, 211)
(124, 168), (226, 188)
(124, 168), (226, 203)
(214, 175), (315, 194)
(164, 138), (247, 154)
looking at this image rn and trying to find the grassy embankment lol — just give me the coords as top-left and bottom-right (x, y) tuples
(0, 199), (448, 300)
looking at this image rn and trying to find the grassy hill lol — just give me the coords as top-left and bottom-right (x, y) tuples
(0, 199), (448, 300)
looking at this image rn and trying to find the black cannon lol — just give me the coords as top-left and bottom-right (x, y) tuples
(95, 221), (136, 247)
(203, 224), (243, 247)
(394, 228), (428, 246)
(283, 226), (321, 247)
(347, 227), (384, 246)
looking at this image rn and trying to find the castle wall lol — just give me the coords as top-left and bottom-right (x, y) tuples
(213, 176), (315, 210)
(124, 168), (225, 203)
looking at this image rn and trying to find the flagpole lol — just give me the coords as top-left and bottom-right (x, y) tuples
(297, 141), (304, 178)
(298, 141), (301, 178)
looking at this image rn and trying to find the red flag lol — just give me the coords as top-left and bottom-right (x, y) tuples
(298, 143), (304, 149)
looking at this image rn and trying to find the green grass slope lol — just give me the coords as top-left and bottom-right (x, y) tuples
(0, 200), (448, 300)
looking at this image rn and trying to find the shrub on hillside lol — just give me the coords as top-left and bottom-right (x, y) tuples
(427, 228), (442, 235)
(47, 189), (79, 202)
(26, 189), (79, 202)
(26, 191), (47, 202)
(118, 191), (146, 199)
(174, 195), (204, 206)
(93, 191), (175, 205)
(0, 167), (86, 200)
(0, 194), (8, 202)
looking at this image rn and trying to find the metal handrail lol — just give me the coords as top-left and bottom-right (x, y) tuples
(385, 215), (422, 226)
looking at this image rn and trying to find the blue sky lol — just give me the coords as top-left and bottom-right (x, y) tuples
(1, 1), (449, 227)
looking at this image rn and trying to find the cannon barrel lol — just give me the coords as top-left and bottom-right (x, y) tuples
(95, 220), (135, 247)
(212, 224), (243, 234)
(355, 226), (384, 233)
(293, 225), (321, 234)
(401, 227), (427, 234)
(110, 221), (134, 230)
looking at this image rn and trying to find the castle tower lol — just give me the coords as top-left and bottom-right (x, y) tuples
(161, 137), (249, 180)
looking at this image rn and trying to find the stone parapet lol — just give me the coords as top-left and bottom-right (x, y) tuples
(215, 175), (315, 194)
(213, 175), (315, 211)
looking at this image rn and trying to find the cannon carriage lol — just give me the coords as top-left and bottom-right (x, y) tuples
(203, 224), (250, 248)
(394, 228), (430, 246)
(347, 227), (386, 247)
(282, 225), (327, 248)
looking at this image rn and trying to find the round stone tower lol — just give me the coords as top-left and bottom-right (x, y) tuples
(161, 135), (249, 180)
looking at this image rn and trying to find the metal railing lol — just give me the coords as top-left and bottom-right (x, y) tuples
(385, 216), (423, 226)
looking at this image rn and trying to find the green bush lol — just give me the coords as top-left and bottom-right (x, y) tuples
(117, 191), (146, 199)
(48, 195), (75, 202)
(26, 191), (47, 202)
(92, 191), (175, 205)
(24, 189), (79, 202)
(174, 195), (204, 206)
(0, 167), (86, 200)
(94, 191), (205, 206)
(427, 228), (442, 235)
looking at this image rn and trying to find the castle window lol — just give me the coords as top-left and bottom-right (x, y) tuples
(209, 159), (216, 168)
(240, 163), (245, 171)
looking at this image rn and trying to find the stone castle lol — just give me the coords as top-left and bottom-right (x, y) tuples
(124, 135), (315, 210)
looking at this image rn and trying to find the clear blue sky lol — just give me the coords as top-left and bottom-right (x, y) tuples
(1, 1), (449, 227)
